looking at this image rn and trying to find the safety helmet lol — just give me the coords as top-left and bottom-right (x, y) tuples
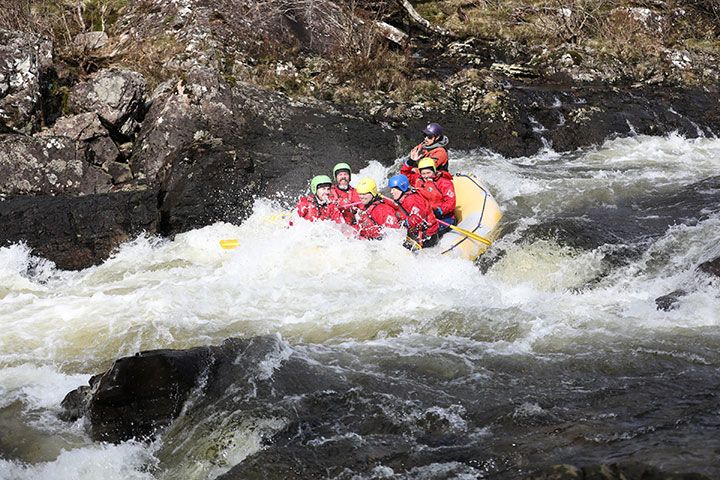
(423, 122), (443, 137)
(418, 157), (437, 172)
(355, 177), (378, 196)
(388, 174), (410, 192)
(310, 175), (333, 194)
(333, 162), (352, 180)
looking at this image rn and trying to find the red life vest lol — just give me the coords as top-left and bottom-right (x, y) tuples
(414, 178), (444, 207)
(296, 195), (344, 224)
(355, 197), (400, 239)
(330, 185), (360, 225)
(391, 191), (439, 239)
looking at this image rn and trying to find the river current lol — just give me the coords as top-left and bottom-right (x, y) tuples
(1, 134), (719, 479)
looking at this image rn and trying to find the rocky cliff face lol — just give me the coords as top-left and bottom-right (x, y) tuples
(1, 0), (719, 268)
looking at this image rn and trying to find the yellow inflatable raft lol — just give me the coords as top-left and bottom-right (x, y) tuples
(437, 173), (503, 261)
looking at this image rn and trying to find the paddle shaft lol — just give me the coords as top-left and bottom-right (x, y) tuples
(437, 219), (492, 246)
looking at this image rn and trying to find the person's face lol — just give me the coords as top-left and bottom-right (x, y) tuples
(316, 185), (331, 202)
(335, 171), (350, 189)
(420, 168), (435, 180)
(359, 192), (373, 205)
(390, 187), (402, 200)
(422, 134), (438, 146)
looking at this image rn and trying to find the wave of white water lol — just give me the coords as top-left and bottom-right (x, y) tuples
(0, 134), (719, 479)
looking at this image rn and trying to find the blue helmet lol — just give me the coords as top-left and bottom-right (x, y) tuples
(388, 174), (410, 192)
(423, 122), (443, 137)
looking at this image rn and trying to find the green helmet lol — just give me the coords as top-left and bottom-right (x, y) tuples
(310, 175), (333, 194)
(333, 162), (352, 180)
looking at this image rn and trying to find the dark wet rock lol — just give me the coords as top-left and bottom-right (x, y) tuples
(82, 347), (216, 442)
(69, 68), (147, 138)
(655, 290), (686, 311)
(0, 134), (113, 195)
(529, 461), (711, 479)
(158, 137), (259, 236)
(697, 257), (720, 278)
(0, 190), (157, 270)
(0, 30), (53, 134)
(655, 256), (720, 310)
(61, 336), (290, 442)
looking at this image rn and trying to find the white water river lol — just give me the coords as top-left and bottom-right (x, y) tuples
(1, 134), (719, 479)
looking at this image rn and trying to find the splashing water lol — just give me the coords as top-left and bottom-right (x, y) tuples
(1, 134), (719, 479)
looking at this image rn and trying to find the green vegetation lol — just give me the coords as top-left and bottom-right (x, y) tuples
(1, 0), (718, 108)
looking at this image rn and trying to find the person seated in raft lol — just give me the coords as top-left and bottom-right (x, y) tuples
(354, 177), (400, 239)
(386, 174), (440, 249)
(296, 175), (345, 223)
(400, 157), (456, 234)
(406, 122), (450, 174)
(329, 162), (360, 225)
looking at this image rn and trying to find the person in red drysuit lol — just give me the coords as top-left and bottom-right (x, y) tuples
(407, 122), (450, 173)
(401, 158), (456, 233)
(296, 175), (344, 224)
(354, 177), (400, 240)
(386, 174), (440, 249)
(329, 162), (361, 225)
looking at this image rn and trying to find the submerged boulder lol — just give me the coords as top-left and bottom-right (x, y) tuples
(654, 256), (720, 311)
(60, 336), (288, 443)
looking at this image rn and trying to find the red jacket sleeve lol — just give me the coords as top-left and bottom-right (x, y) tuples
(436, 176), (456, 217)
(400, 162), (420, 185)
(297, 196), (312, 219)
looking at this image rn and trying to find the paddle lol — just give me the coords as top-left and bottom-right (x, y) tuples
(219, 239), (240, 249)
(219, 200), (365, 250)
(437, 219), (492, 246)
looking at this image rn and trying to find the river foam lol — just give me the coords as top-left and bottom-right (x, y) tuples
(1, 134), (719, 479)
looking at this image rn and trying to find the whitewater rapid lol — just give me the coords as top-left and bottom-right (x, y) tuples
(1, 133), (719, 479)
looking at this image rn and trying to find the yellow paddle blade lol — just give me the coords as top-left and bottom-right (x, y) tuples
(219, 239), (240, 249)
(448, 224), (492, 246)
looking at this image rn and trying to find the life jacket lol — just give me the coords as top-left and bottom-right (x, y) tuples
(296, 195), (344, 223)
(411, 135), (450, 172)
(414, 178), (444, 208)
(330, 185), (360, 225)
(390, 191), (439, 245)
(355, 197), (399, 239)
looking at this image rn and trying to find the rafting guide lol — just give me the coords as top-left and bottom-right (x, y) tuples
(408, 122), (450, 172)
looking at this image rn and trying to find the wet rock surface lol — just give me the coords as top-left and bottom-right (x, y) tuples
(0, 190), (157, 270)
(61, 334), (719, 478)
(529, 462), (711, 480)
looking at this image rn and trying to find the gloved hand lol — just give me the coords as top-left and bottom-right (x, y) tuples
(406, 158), (418, 168)
(433, 208), (443, 218)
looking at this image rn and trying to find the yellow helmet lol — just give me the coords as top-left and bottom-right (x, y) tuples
(355, 177), (378, 196)
(418, 157), (436, 172)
